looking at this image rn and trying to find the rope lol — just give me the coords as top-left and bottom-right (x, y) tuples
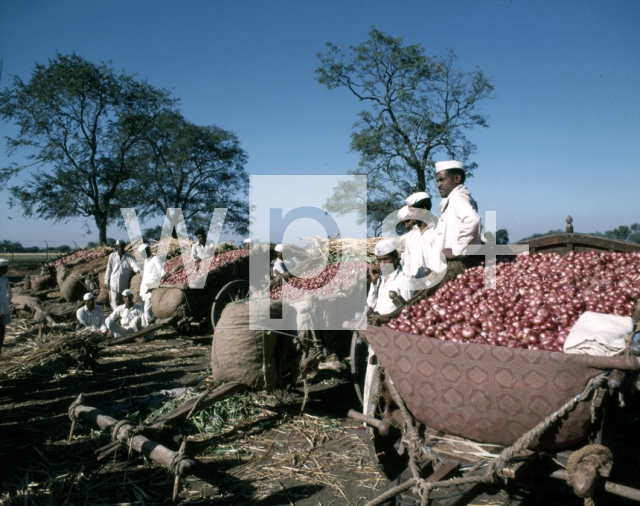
(566, 444), (613, 506)
(67, 393), (84, 444)
(111, 419), (135, 442)
(168, 451), (191, 476)
(67, 393), (84, 424)
(364, 373), (608, 506)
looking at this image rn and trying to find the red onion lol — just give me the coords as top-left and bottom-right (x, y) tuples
(385, 251), (640, 354)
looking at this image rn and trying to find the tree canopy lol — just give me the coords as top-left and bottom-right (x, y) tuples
(603, 224), (640, 243)
(316, 28), (494, 233)
(0, 53), (177, 244)
(136, 111), (249, 236)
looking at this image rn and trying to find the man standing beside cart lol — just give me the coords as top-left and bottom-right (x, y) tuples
(402, 192), (437, 293)
(366, 240), (412, 318)
(138, 244), (167, 324)
(272, 244), (289, 278)
(429, 160), (483, 290)
(104, 240), (140, 311)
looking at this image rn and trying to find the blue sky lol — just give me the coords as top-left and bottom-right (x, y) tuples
(1, 0), (638, 248)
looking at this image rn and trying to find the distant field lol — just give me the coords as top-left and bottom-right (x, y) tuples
(3, 252), (57, 274)
(3, 253), (51, 261)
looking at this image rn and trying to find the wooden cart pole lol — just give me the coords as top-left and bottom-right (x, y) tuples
(68, 395), (196, 477)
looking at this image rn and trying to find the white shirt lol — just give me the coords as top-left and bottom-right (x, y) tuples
(402, 223), (436, 278)
(104, 252), (139, 291)
(76, 304), (107, 332)
(191, 241), (215, 261)
(366, 265), (412, 315)
(0, 275), (12, 315)
(432, 185), (482, 258)
(140, 255), (167, 301)
(272, 258), (288, 277)
(105, 303), (146, 327)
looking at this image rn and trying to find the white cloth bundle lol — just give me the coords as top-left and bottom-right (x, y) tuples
(563, 311), (633, 356)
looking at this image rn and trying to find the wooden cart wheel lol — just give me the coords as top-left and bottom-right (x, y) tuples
(350, 331), (369, 405)
(211, 280), (250, 329)
(361, 358), (409, 480)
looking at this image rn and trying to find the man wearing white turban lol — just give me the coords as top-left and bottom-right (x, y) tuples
(272, 244), (288, 277)
(402, 192), (436, 285)
(366, 240), (412, 317)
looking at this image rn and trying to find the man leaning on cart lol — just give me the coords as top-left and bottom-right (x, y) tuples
(428, 159), (483, 291)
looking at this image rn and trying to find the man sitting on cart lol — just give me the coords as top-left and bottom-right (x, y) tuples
(367, 239), (412, 320)
(191, 228), (216, 265)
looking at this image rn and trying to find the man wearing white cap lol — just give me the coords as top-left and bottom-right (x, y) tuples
(191, 228), (216, 265)
(243, 238), (252, 251)
(138, 244), (167, 324)
(76, 292), (107, 334)
(430, 160), (482, 284)
(105, 289), (146, 337)
(0, 259), (11, 354)
(402, 192), (436, 286)
(367, 240), (412, 317)
(272, 244), (288, 278)
(104, 240), (140, 311)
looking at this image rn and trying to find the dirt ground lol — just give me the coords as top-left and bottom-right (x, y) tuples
(0, 329), (393, 506)
(2, 305), (640, 505)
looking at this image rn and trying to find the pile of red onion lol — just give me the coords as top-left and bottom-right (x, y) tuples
(48, 248), (113, 267)
(383, 251), (640, 353)
(164, 250), (249, 284)
(270, 262), (366, 302)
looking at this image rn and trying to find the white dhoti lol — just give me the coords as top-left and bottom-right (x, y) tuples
(143, 297), (153, 322)
(109, 290), (123, 312)
(106, 316), (143, 338)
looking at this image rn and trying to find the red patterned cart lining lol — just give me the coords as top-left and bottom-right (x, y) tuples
(363, 327), (640, 449)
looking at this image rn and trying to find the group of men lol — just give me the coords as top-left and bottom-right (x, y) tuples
(366, 160), (482, 319)
(77, 241), (167, 339)
(77, 231), (252, 339)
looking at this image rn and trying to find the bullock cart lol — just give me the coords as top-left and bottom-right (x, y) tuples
(350, 233), (640, 505)
(150, 249), (250, 333)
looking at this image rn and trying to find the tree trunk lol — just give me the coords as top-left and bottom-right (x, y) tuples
(95, 213), (108, 246)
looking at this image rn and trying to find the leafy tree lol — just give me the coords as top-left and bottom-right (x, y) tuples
(0, 53), (176, 244)
(87, 241), (97, 248)
(604, 225), (631, 241)
(57, 245), (71, 253)
(316, 28), (494, 232)
(135, 111), (249, 235)
(603, 223), (640, 244)
(496, 229), (509, 245)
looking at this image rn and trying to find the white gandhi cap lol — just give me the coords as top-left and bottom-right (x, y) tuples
(405, 192), (430, 205)
(274, 244), (283, 252)
(397, 206), (412, 221)
(243, 238), (251, 243)
(0, 258), (9, 267)
(122, 289), (134, 297)
(83, 292), (95, 301)
(435, 160), (465, 173)
(375, 239), (397, 256)
(137, 243), (150, 253)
